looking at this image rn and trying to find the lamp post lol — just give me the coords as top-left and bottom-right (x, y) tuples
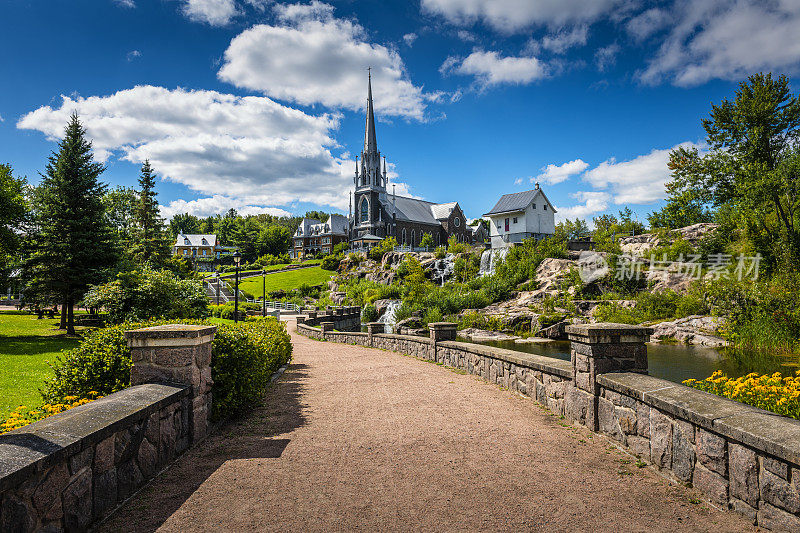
(233, 251), (241, 323)
(261, 269), (266, 317)
(215, 273), (220, 306)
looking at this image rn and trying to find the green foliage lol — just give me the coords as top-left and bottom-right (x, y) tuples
(23, 114), (118, 333)
(321, 254), (341, 271)
(361, 303), (379, 322)
(447, 235), (468, 254)
(211, 317), (292, 419)
(454, 254), (480, 282)
(434, 246), (446, 259)
(368, 237), (397, 261)
(647, 188), (713, 229)
(554, 218), (590, 241)
(130, 160), (171, 267)
(304, 210), (329, 223)
(41, 318), (292, 421)
(593, 289), (708, 325)
(0, 164), (27, 287)
(40, 322), (135, 403)
(83, 268), (209, 323)
(419, 232), (434, 249)
(333, 242), (349, 255)
(458, 311), (504, 331)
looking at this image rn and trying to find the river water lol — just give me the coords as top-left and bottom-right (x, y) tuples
(459, 338), (743, 385)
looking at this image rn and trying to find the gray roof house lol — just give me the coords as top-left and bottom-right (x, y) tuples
(483, 184), (556, 248)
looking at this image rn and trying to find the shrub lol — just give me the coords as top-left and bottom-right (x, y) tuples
(434, 246), (446, 259)
(321, 254), (341, 271)
(40, 318), (292, 421)
(83, 268), (209, 323)
(419, 233), (434, 249)
(362, 303), (379, 322)
(211, 317), (292, 419)
(368, 237), (398, 261)
(459, 311), (504, 331)
(447, 235), (468, 254)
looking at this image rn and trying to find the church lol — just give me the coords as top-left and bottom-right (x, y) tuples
(349, 73), (472, 250)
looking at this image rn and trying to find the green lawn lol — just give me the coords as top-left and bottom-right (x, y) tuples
(0, 312), (89, 419)
(200, 260), (322, 278)
(237, 266), (333, 296)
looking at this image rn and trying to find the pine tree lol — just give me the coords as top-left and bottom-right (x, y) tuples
(25, 113), (117, 334)
(131, 160), (170, 266)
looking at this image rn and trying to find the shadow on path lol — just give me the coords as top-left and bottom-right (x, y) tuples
(95, 363), (310, 533)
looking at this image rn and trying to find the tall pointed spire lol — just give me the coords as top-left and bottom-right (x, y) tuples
(364, 68), (378, 156)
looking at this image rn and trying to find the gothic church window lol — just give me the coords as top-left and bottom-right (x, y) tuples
(360, 197), (369, 223)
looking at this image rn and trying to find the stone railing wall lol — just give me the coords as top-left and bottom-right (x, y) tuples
(0, 324), (216, 532)
(297, 320), (800, 530)
(297, 306), (361, 332)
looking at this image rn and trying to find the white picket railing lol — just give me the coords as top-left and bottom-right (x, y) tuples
(244, 299), (300, 312)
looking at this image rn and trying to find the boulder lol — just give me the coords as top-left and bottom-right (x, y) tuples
(372, 299), (396, 316)
(330, 292), (346, 305)
(530, 258), (576, 299)
(619, 223), (718, 257)
(650, 315), (727, 347)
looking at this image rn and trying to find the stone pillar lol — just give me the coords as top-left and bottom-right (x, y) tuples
(564, 323), (652, 431)
(307, 310), (317, 321)
(334, 307), (343, 317)
(429, 322), (457, 342)
(367, 321), (383, 347)
(320, 321), (334, 333)
(125, 324), (217, 443)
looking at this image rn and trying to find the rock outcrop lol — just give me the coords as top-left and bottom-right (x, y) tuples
(650, 315), (727, 347)
(619, 223), (718, 257)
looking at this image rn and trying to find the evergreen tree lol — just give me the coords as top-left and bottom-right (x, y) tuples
(131, 160), (170, 265)
(25, 113), (117, 334)
(0, 164), (28, 287)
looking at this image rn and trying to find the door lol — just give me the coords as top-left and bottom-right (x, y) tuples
(505, 218), (510, 232)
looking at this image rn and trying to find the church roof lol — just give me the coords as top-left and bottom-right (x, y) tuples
(295, 214), (348, 237)
(484, 188), (557, 216)
(430, 202), (457, 220)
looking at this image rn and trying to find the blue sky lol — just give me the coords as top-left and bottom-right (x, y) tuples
(2, 0), (800, 225)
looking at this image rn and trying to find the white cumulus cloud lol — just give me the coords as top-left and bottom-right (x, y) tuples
(421, 0), (624, 33)
(583, 142), (701, 205)
(217, 2), (428, 119)
(535, 158), (589, 185)
(160, 196), (293, 219)
(17, 85), (360, 211)
(442, 50), (546, 87)
(640, 0), (800, 86)
(540, 25), (588, 54)
(556, 191), (611, 222)
(182, 0), (238, 26)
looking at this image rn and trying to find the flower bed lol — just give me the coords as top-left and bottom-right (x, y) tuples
(683, 370), (800, 419)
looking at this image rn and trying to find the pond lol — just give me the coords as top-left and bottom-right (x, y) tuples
(458, 338), (745, 385)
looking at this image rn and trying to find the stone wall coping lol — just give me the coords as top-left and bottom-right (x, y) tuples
(326, 331), (368, 338)
(429, 322), (457, 330)
(438, 340), (573, 379)
(565, 322), (653, 342)
(0, 383), (188, 493)
(599, 373), (800, 465)
(373, 333), (432, 345)
(125, 324), (218, 348)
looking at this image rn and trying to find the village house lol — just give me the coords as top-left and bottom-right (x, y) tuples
(483, 185), (556, 249)
(173, 234), (236, 271)
(291, 214), (349, 259)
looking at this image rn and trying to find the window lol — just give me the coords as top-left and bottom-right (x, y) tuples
(203, 250), (207, 256)
(411, 230), (416, 246)
(402, 228), (407, 245)
(544, 204), (548, 210)
(360, 197), (369, 223)
(505, 218), (509, 232)
(532, 204), (536, 209)
(183, 249), (188, 255)
(454, 217), (460, 227)
(513, 217), (518, 224)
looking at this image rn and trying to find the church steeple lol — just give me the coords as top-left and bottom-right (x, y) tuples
(358, 68), (384, 191)
(364, 69), (378, 156)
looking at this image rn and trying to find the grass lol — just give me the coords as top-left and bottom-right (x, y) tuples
(200, 259), (322, 278)
(236, 266), (333, 295)
(0, 311), (90, 419)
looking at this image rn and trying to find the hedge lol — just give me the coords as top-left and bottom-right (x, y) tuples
(39, 318), (292, 421)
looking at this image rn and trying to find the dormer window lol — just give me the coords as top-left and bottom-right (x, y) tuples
(544, 205), (548, 210)
(532, 204), (536, 210)
(201, 238), (208, 246)
(184, 238), (190, 245)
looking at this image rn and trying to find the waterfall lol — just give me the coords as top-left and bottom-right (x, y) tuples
(379, 300), (401, 333)
(479, 248), (509, 276)
(431, 253), (455, 286)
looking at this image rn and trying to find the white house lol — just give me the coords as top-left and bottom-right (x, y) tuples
(483, 184), (556, 249)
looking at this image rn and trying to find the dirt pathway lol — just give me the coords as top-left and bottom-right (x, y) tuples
(98, 320), (753, 532)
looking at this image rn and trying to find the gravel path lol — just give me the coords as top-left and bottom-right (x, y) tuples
(98, 320), (753, 532)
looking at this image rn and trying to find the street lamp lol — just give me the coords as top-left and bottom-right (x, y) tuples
(261, 269), (266, 317)
(233, 251), (241, 323)
(215, 272), (220, 306)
